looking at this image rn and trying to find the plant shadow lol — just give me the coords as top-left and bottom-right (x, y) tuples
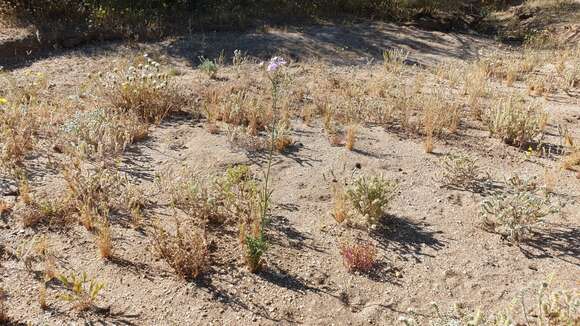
(519, 223), (580, 267)
(370, 215), (445, 262)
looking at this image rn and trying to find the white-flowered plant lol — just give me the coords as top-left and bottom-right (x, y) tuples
(99, 54), (181, 123)
(347, 175), (398, 226)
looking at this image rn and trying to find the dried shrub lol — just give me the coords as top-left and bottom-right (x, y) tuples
(153, 219), (208, 279)
(59, 108), (148, 159)
(340, 242), (377, 273)
(101, 55), (186, 123)
(439, 153), (481, 189)
(346, 175), (398, 226)
(484, 96), (547, 146)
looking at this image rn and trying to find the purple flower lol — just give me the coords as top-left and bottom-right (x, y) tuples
(267, 56), (287, 72)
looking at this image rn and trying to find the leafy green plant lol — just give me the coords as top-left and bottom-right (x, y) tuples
(199, 57), (219, 79)
(244, 233), (268, 273)
(346, 175), (398, 226)
(58, 272), (105, 311)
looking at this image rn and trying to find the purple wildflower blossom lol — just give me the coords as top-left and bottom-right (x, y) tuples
(267, 57), (287, 72)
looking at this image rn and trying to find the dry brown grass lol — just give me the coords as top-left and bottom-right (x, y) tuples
(345, 125), (357, 151)
(63, 159), (122, 231)
(39, 284), (48, 310)
(484, 96), (547, 146)
(97, 219), (113, 260)
(0, 287), (8, 323)
(331, 185), (348, 224)
(102, 57), (188, 123)
(561, 150), (580, 171)
(153, 219), (208, 279)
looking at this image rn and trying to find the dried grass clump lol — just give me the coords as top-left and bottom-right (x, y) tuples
(340, 242), (377, 273)
(63, 160), (122, 231)
(383, 48), (409, 74)
(59, 108), (149, 159)
(0, 287), (8, 323)
(101, 55), (186, 123)
(421, 92), (461, 137)
(331, 184), (349, 223)
(0, 97), (40, 167)
(484, 96), (547, 146)
(439, 153), (481, 189)
(561, 150), (580, 171)
(96, 219), (113, 259)
(153, 219), (208, 279)
(19, 196), (73, 228)
(167, 171), (230, 225)
(345, 125), (357, 151)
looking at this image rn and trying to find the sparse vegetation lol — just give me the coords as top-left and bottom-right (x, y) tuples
(439, 153), (482, 189)
(199, 57), (219, 79)
(480, 176), (557, 243)
(339, 242), (377, 273)
(58, 272), (105, 311)
(101, 55), (186, 123)
(153, 219), (208, 279)
(401, 276), (579, 325)
(346, 175), (398, 226)
(0, 3), (579, 324)
(484, 96), (547, 147)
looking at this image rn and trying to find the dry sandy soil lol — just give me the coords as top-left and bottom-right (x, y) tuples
(0, 19), (579, 325)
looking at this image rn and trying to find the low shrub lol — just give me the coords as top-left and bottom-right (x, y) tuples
(339, 242), (377, 273)
(60, 108), (148, 159)
(346, 175), (398, 226)
(101, 55), (186, 123)
(153, 219), (208, 279)
(199, 57), (219, 79)
(439, 153), (481, 189)
(479, 177), (556, 242)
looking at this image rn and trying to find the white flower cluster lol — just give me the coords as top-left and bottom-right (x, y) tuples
(123, 55), (168, 90)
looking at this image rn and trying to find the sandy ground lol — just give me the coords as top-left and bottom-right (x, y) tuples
(0, 21), (579, 325)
